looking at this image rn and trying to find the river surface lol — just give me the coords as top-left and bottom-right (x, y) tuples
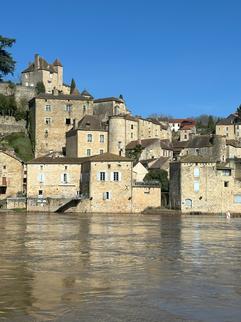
(0, 213), (241, 322)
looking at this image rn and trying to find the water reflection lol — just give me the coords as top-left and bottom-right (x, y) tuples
(0, 213), (240, 321)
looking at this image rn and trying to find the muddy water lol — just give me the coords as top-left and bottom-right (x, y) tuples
(0, 213), (240, 321)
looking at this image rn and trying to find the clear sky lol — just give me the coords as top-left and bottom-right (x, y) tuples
(2, 0), (241, 118)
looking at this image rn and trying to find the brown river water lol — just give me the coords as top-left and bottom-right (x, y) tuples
(0, 213), (240, 322)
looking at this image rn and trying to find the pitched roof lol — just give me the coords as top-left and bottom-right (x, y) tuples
(109, 114), (138, 122)
(94, 97), (124, 103)
(226, 140), (241, 148)
(71, 87), (81, 96)
(31, 93), (93, 102)
(172, 140), (189, 150)
(148, 157), (170, 169)
(28, 155), (89, 164)
(187, 135), (213, 148)
(81, 90), (94, 99)
(53, 58), (62, 67)
(84, 152), (132, 163)
(22, 56), (56, 73)
(0, 150), (23, 163)
(160, 139), (173, 150)
(126, 138), (160, 150)
(77, 115), (107, 131)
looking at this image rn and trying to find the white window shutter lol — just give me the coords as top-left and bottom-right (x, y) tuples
(103, 192), (106, 200)
(61, 174), (64, 183)
(110, 172), (114, 181)
(105, 171), (108, 181)
(97, 172), (100, 181)
(109, 192), (112, 200)
(119, 172), (122, 181)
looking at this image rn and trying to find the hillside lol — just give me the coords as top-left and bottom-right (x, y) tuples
(0, 132), (34, 161)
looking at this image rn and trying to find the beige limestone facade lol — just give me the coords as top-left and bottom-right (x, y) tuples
(0, 151), (24, 199)
(108, 115), (171, 156)
(66, 129), (108, 157)
(93, 97), (129, 121)
(78, 153), (161, 213)
(169, 156), (241, 214)
(132, 162), (148, 182)
(21, 54), (70, 94)
(29, 94), (94, 157)
(27, 157), (84, 200)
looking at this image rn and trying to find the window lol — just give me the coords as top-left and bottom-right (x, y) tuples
(66, 118), (71, 125)
(100, 149), (104, 154)
(220, 169), (231, 176)
(113, 172), (120, 181)
(100, 172), (106, 181)
(87, 134), (92, 142)
(45, 117), (51, 125)
(131, 124), (134, 129)
(45, 105), (51, 111)
(131, 133), (133, 138)
(194, 167), (200, 177)
(38, 173), (45, 183)
(83, 105), (86, 113)
(62, 173), (68, 184)
(44, 129), (48, 138)
(86, 149), (91, 156)
(65, 166), (68, 170)
(65, 104), (72, 112)
(224, 181), (229, 187)
(38, 190), (43, 196)
(226, 127), (229, 131)
(234, 195), (241, 203)
(194, 181), (199, 192)
(25, 82), (29, 86)
(3, 165), (6, 169)
(100, 135), (105, 143)
(103, 192), (111, 200)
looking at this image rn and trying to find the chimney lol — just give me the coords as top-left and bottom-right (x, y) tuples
(53, 87), (58, 96)
(73, 119), (78, 129)
(35, 54), (40, 70)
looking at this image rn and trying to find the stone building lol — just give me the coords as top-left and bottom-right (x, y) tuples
(169, 155), (241, 214)
(179, 122), (196, 141)
(93, 96), (129, 121)
(216, 113), (241, 140)
(26, 153), (88, 211)
(29, 93), (94, 157)
(132, 162), (148, 183)
(108, 115), (171, 156)
(180, 135), (227, 162)
(78, 153), (161, 213)
(169, 118), (195, 132)
(66, 115), (108, 157)
(21, 54), (70, 94)
(0, 150), (24, 199)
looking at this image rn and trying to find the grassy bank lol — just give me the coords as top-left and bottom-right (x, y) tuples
(0, 132), (33, 161)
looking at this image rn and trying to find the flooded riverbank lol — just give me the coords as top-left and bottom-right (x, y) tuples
(0, 213), (240, 321)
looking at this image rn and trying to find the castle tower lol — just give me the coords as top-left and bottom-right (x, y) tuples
(53, 59), (63, 91)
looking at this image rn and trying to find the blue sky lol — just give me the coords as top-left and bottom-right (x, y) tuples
(2, 0), (241, 117)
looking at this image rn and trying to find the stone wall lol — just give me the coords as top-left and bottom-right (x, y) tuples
(131, 185), (161, 212)
(7, 197), (26, 209)
(0, 116), (26, 134)
(0, 83), (35, 103)
(0, 151), (24, 200)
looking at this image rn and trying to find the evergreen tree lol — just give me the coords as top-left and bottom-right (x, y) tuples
(207, 115), (215, 133)
(237, 105), (241, 118)
(36, 81), (45, 94)
(70, 78), (76, 94)
(0, 35), (16, 81)
(126, 144), (144, 162)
